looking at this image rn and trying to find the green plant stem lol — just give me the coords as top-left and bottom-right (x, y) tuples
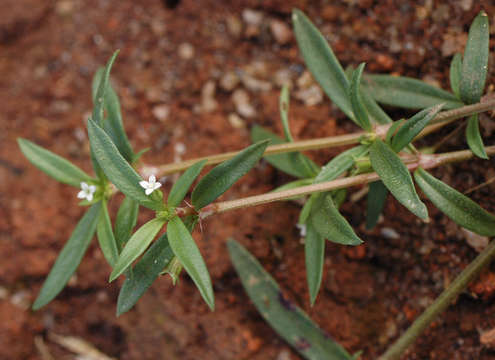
(141, 100), (495, 177)
(197, 145), (495, 218)
(379, 238), (495, 360)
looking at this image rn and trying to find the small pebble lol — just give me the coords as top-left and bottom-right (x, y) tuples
(152, 104), (170, 122)
(294, 85), (323, 106)
(219, 71), (240, 91)
(178, 42), (195, 60)
(200, 81), (218, 113)
(241, 74), (272, 92)
(462, 229), (489, 252)
(380, 227), (400, 240)
(270, 19), (292, 45)
(242, 9), (263, 26)
(232, 89), (256, 118)
(296, 70), (314, 89)
(228, 113), (245, 129)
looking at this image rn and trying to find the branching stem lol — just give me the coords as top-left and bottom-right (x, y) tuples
(141, 100), (495, 177)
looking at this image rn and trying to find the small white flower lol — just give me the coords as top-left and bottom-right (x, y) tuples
(77, 182), (96, 202)
(140, 175), (162, 196)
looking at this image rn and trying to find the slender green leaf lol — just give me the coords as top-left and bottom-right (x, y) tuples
(96, 201), (119, 267)
(349, 63), (372, 131)
(110, 218), (166, 281)
(385, 119), (404, 145)
(87, 119), (162, 210)
(116, 233), (174, 316)
(466, 114), (488, 159)
(92, 51), (119, 125)
(32, 203), (101, 310)
(365, 181), (388, 230)
(92, 67), (134, 162)
(362, 75), (463, 110)
(450, 53), (462, 99)
(167, 216), (214, 310)
(299, 194), (317, 225)
(228, 239), (353, 360)
(280, 84), (293, 142)
(391, 104), (443, 152)
(292, 9), (353, 120)
(414, 167), (495, 236)
(460, 11), (489, 104)
(168, 160), (207, 207)
(251, 125), (319, 178)
(115, 197), (139, 250)
(192, 140), (269, 209)
(361, 86), (393, 125)
(314, 145), (369, 184)
(18, 138), (93, 187)
(369, 139), (428, 219)
(309, 194), (362, 245)
(305, 223), (325, 306)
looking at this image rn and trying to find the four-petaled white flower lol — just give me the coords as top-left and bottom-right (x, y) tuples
(140, 175), (162, 195)
(77, 182), (97, 202)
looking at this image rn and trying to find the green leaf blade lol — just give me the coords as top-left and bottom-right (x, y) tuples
(110, 218), (166, 282)
(116, 233), (174, 316)
(167, 216), (214, 310)
(292, 9), (353, 119)
(365, 181), (388, 230)
(115, 197), (139, 250)
(363, 75), (463, 110)
(251, 126), (318, 178)
(92, 51), (119, 126)
(192, 140), (269, 209)
(450, 53), (462, 98)
(391, 104), (443, 153)
(369, 139), (428, 219)
(314, 145), (369, 184)
(309, 194), (363, 246)
(92, 67), (134, 162)
(349, 63), (372, 131)
(96, 201), (119, 267)
(87, 119), (162, 210)
(18, 138), (93, 187)
(466, 114), (488, 159)
(32, 202), (102, 310)
(228, 239), (353, 360)
(414, 167), (495, 236)
(305, 224), (325, 306)
(168, 160), (207, 207)
(460, 11), (489, 104)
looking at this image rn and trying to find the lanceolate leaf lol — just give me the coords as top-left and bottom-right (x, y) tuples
(116, 233), (174, 316)
(92, 51), (119, 126)
(87, 119), (162, 210)
(92, 67), (134, 162)
(114, 197), (139, 250)
(251, 126), (319, 178)
(466, 114), (488, 159)
(365, 181), (388, 230)
(391, 104), (443, 153)
(360, 86), (393, 125)
(369, 139), (428, 219)
(192, 140), (269, 209)
(18, 138), (93, 187)
(32, 202), (102, 310)
(349, 63), (372, 131)
(110, 218), (167, 281)
(305, 223), (325, 306)
(96, 201), (119, 267)
(280, 84), (293, 142)
(309, 194), (362, 245)
(460, 11), (489, 104)
(228, 239), (353, 360)
(167, 216), (214, 310)
(292, 9), (353, 120)
(116, 216), (197, 316)
(414, 167), (495, 236)
(362, 75), (463, 110)
(314, 145), (369, 184)
(168, 160), (207, 207)
(450, 53), (462, 99)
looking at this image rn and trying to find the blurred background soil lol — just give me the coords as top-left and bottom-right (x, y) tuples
(2, 0), (495, 359)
